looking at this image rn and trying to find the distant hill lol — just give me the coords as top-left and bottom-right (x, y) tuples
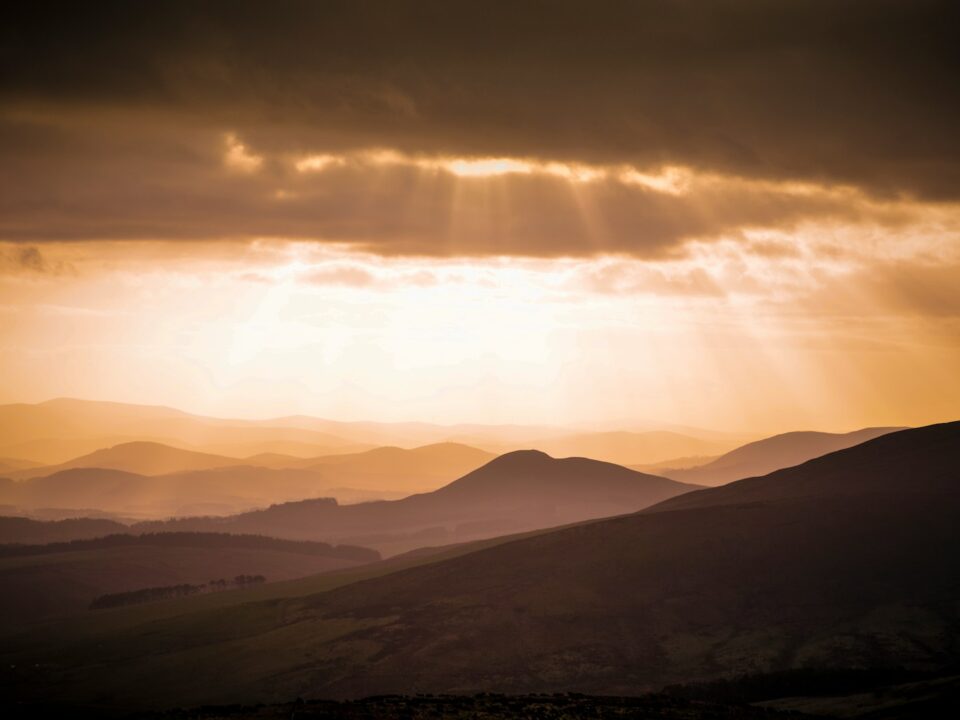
(0, 398), (567, 464)
(210, 440), (372, 459)
(0, 398), (361, 464)
(630, 455), (720, 474)
(132, 451), (701, 555)
(0, 532), (379, 627)
(0, 515), (128, 544)
(0, 457), (43, 474)
(296, 442), (496, 491)
(2, 398), (753, 468)
(645, 425), (945, 513)
(243, 443), (496, 484)
(523, 431), (735, 466)
(9, 441), (245, 479)
(0, 442), (495, 520)
(12, 424), (957, 708)
(0, 465), (333, 519)
(660, 427), (904, 486)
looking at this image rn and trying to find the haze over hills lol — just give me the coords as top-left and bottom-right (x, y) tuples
(7, 441), (247, 480)
(517, 431), (737, 467)
(0, 399), (366, 464)
(12, 423), (956, 709)
(0, 398), (746, 468)
(289, 443), (497, 492)
(0, 398), (544, 462)
(132, 451), (701, 555)
(659, 427), (905, 486)
(0, 457), (42, 474)
(0, 466), (335, 519)
(0, 441), (498, 521)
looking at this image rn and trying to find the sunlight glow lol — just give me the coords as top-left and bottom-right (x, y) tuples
(444, 158), (534, 177)
(291, 146), (689, 187)
(3, 235), (958, 431)
(294, 154), (345, 173)
(223, 133), (263, 173)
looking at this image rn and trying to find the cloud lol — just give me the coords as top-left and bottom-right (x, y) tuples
(0, 2), (957, 265)
(1, 113), (950, 258)
(807, 260), (960, 319)
(2, 1), (958, 200)
(298, 264), (378, 288)
(569, 260), (727, 298)
(0, 244), (72, 275)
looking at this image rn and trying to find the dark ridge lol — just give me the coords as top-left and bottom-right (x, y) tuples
(0, 531), (380, 562)
(647, 419), (960, 515)
(0, 515), (128, 544)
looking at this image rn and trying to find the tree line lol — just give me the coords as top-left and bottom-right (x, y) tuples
(90, 574), (267, 610)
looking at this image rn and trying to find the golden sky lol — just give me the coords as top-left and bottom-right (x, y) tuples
(1, 2), (958, 432)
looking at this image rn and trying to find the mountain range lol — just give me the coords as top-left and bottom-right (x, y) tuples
(5, 422), (953, 709)
(0, 442), (497, 517)
(0, 398), (749, 467)
(132, 452), (701, 555)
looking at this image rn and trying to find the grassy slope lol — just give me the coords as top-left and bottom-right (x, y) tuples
(0, 523), (563, 665)
(0, 542), (379, 629)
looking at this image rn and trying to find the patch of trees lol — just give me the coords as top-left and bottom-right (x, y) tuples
(0, 531), (380, 562)
(131, 692), (805, 719)
(90, 574), (268, 610)
(662, 667), (934, 704)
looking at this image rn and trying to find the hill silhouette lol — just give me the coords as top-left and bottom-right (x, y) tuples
(9, 423), (956, 708)
(132, 451), (701, 555)
(661, 427), (903, 486)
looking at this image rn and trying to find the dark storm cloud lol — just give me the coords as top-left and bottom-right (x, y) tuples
(0, 111), (884, 257)
(0, 0), (958, 253)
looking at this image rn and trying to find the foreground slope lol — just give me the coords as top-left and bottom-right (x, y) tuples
(6, 423), (956, 709)
(661, 427), (903, 486)
(135, 451), (700, 555)
(0, 533), (379, 628)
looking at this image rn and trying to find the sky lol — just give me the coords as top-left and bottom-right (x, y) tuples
(1, 1), (958, 432)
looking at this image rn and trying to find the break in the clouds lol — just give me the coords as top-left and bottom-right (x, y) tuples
(1, 1), (959, 256)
